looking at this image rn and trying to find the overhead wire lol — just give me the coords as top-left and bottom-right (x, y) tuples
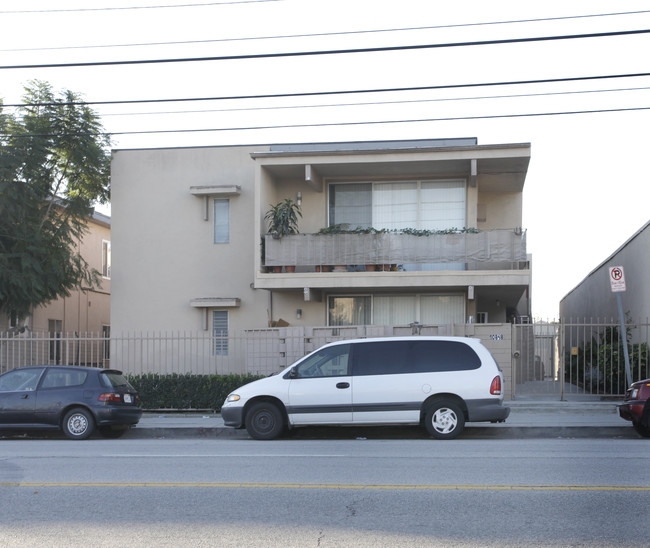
(3, 29), (650, 70)
(92, 86), (650, 118)
(0, 0), (282, 14)
(2, 6), (649, 139)
(2, 9), (648, 53)
(4, 72), (650, 109)
(4, 106), (650, 139)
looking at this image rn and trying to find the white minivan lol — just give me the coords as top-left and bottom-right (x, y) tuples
(221, 336), (510, 440)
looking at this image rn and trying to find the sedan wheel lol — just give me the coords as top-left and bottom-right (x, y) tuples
(63, 408), (95, 440)
(633, 422), (650, 438)
(424, 401), (465, 440)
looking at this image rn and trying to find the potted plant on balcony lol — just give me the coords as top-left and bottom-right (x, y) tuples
(264, 199), (302, 272)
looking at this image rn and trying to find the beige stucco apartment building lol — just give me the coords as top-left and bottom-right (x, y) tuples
(1, 211), (111, 370)
(110, 138), (532, 341)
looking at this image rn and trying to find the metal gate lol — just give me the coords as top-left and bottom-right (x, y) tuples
(513, 319), (650, 399)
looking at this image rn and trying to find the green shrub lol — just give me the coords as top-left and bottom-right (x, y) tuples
(126, 373), (263, 411)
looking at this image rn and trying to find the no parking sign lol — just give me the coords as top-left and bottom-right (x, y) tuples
(609, 266), (626, 292)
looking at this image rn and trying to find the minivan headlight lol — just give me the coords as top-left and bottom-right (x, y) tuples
(631, 388), (639, 400)
(226, 394), (241, 402)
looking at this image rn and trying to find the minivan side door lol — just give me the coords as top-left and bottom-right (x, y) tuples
(351, 341), (421, 424)
(287, 343), (353, 425)
(351, 340), (483, 424)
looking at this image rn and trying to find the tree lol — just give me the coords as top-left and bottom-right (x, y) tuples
(0, 80), (112, 321)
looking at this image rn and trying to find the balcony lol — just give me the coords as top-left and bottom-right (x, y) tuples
(264, 229), (526, 270)
(256, 229), (529, 291)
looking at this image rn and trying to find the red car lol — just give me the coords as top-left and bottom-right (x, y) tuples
(618, 378), (650, 437)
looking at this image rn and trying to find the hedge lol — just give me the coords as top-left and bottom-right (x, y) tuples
(126, 373), (264, 411)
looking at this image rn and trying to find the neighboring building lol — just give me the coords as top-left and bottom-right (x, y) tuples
(560, 220), (650, 322)
(0, 211), (111, 369)
(110, 138), (532, 340)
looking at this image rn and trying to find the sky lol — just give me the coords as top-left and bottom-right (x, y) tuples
(2, 0), (649, 320)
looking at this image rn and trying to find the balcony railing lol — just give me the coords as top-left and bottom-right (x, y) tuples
(263, 229), (527, 271)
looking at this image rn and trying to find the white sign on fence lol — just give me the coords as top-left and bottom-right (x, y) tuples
(609, 266), (626, 292)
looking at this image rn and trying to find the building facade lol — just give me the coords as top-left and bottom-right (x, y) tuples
(1, 211), (111, 370)
(110, 138), (532, 341)
(560, 220), (650, 322)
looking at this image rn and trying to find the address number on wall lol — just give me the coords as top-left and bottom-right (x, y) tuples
(490, 334), (504, 341)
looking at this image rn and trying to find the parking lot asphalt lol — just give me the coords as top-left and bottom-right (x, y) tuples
(129, 400), (641, 440)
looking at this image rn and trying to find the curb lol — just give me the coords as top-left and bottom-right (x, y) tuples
(125, 424), (640, 440)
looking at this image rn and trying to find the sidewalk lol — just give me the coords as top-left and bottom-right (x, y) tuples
(130, 400), (640, 439)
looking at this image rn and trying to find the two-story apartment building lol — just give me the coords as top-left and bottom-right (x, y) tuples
(1, 211), (111, 370)
(110, 138), (531, 345)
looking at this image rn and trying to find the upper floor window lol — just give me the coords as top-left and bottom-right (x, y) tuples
(214, 199), (230, 243)
(102, 240), (111, 278)
(328, 180), (466, 230)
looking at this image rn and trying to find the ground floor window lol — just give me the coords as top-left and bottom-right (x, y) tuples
(102, 325), (111, 360)
(328, 294), (465, 326)
(212, 310), (229, 355)
(48, 319), (63, 363)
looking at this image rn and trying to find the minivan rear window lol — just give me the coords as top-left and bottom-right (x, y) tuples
(409, 340), (481, 372)
(352, 340), (481, 376)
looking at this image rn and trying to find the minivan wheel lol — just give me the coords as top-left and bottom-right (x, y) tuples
(424, 401), (465, 440)
(62, 408), (95, 440)
(245, 402), (284, 440)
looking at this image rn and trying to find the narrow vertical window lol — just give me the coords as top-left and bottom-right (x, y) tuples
(212, 310), (229, 355)
(214, 199), (230, 243)
(102, 240), (111, 278)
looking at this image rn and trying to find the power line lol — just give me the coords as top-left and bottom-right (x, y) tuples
(2, 29), (649, 70)
(0, 0), (281, 14)
(94, 86), (650, 118)
(2, 10), (648, 53)
(3, 106), (650, 139)
(5, 72), (650, 109)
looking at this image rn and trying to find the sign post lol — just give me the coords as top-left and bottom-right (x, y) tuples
(609, 266), (632, 386)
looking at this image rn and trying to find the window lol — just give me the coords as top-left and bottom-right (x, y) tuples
(48, 319), (62, 364)
(102, 240), (111, 278)
(102, 325), (111, 360)
(213, 310), (229, 355)
(41, 369), (88, 389)
(329, 180), (466, 230)
(353, 341), (408, 376)
(420, 295), (465, 324)
(294, 344), (350, 378)
(214, 199), (230, 243)
(328, 294), (465, 326)
(99, 371), (135, 389)
(409, 341), (481, 372)
(374, 295), (417, 325)
(328, 296), (371, 326)
(351, 340), (481, 376)
(0, 368), (44, 391)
